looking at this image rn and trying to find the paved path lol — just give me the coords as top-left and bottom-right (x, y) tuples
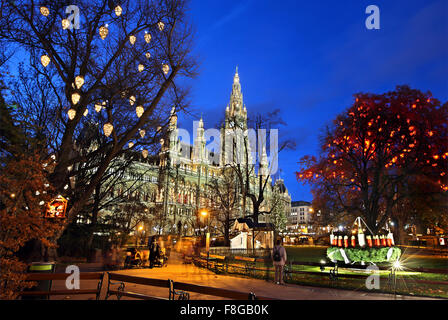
(99, 252), (435, 300)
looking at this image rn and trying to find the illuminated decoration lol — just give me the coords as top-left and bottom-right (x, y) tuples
(95, 103), (102, 113)
(162, 64), (170, 75)
(71, 92), (81, 105)
(83, 109), (88, 117)
(139, 129), (146, 138)
(62, 19), (70, 30)
(45, 195), (68, 219)
(99, 25), (109, 40)
(144, 32), (151, 43)
(40, 54), (50, 67)
(129, 35), (136, 45)
(129, 96), (136, 105)
(103, 123), (114, 137)
(40, 6), (50, 16)
(138, 64), (144, 72)
(115, 5), (122, 16)
(136, 105), (144, 118)
(128, 142), (134, 148)
(142, 149), (148, 158)
(145, 52), (151, 59)
(75, 75), (85, 89)
(158, 21), (165, 31)
(68, 109), (76, 120)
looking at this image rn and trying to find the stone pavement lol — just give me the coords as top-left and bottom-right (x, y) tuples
(51, 252), (437, 300)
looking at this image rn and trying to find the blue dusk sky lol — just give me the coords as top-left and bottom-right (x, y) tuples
(179, 0), (448, 202)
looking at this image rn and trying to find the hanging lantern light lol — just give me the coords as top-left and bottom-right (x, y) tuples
(144, 32), (151, 43)
(136, 105), (144, 118)
(68, 109), (76, 120)
(40, 6), (50, 17)
(138, 64), (144, 72)
(160, 138), (164, 146)
(103, 123), (114, 137)
(129, 35), (136, 45)
(139, 129), (146, 138)
(142, 149), (148, 158)
(128, 142), (134, 148)
(115, 5), (122, 16)
(62, 19), (70, 30)
(157, 126), (162, 132)
(71, 93), (81, 105)
(83, 109), (89, 117)
(75, 75), (85, 89)
(129, 96), (136, 105)
(162, 64), (170, 75)
(158, 21), (165, 31)
(99, 25), (109, 40)
(95, 103), (102, 113)
(41, 54), (50, 67)
(145, 52), (151, 59)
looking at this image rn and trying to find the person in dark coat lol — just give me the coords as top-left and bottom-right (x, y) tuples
(148, 236), (156, 268)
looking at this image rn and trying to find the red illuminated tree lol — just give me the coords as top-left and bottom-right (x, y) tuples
(297, 86), (448, 236)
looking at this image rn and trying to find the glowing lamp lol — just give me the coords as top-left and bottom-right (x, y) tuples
(129, 35), (136, 45)
(83, 109), (88, 117)
(62, 19), (70, 29)
(103, 123), (113, 137)
(67, 109), (76, 120)
(129, 96), (136, 106)
(136, 105), (144, 118)
(139, 129), (146, 138)
(145, 52), (151, 59)
(158, 21), (165, 31)
(40, 6), (50, 16)
(75, 75), (84, 89)
(144, 32), (151, 43)
(128, 142), (134, 148)
(41, 54), (51, 67)
(138, 64), (144, 72)
(162, 64), (170, 75)
(71, 93), (81, 105)
(99, 25), (109, 40)
(115, 5), (122, 16)
(142, 149), (148, 158)
(95, 103), (102, 113)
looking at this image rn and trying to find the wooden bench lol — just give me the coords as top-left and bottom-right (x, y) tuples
(105, 273), (171, 300)
(235, 256), (256, 277)
(20, 272), (104, 300)
(207, 254), (227, 274)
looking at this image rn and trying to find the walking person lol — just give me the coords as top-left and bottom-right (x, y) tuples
(272, 239), (287, 285)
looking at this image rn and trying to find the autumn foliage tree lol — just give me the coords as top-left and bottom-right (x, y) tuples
(297, 86), (448, 238)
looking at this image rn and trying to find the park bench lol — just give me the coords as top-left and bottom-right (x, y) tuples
(105, 273), (171, 300)
(234, 256), (256, 277)
(20, 272), (104, 300)
(207, 254), (227, 274)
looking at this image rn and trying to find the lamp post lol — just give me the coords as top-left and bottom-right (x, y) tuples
(200, 209), (210, 268)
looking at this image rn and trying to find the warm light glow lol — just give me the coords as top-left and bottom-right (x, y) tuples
(71, 93), (81, 105)
(200, 210), (208, 217)
(162, 64), (170, 75)
(10, 193), (15, 198)
(158, 21), (165, 31)
(393, 260), (402, 270)
(103, 123), (114, 137)
(138, 225), (144, 231)
(95, 103), (102, 113)
(129, 96), (136, 106)
(41, 54), (50, 67)
(138, 64), (144, 72)
(144, 32), (151, 43)
(145, 52), (151, 59)
(136, 105), (144, 118)
(83, 109), (88, 117)
(75, 75), (84, 89)
(67, 109), (76, 120)
(142, 149), (148, 158)
(128, 142), (134, 148)
(129, 35), (136, 45)
(99, 25), (109, 40)
(115, 5), (122, 16)
(139, 129), (146, 138)
(62, 19), (70, 29)
(40, 6), (50, 16)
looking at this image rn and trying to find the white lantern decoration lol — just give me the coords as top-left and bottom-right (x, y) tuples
(145, 52), (151, 59)
(139, 129), (146, 138)
(129, 96), (136, 106)
(162, 64), (170, 75)
(95, 103), (102, 113)
(142, 149), (148, 158)
(71, 92), (81, 105)
(75, 75), (84, 89)
(136, 105), (144, 118)
(41, 54), (50, 67)
(40, 6), (50, 17)
(115, 5), (122, 16)
(128, 142), (134, 148)
(103, 123), (114, 137)
(138, 64), (144, 72)
(158, 21), (165, 31)
(68, 109), (76, 120)
(99, 25), (109, 40)
(129, 35), (136, 45)
(144, 32), (151, 43)
(62, 19), (70, 30)
(83, 108), (89, 117)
